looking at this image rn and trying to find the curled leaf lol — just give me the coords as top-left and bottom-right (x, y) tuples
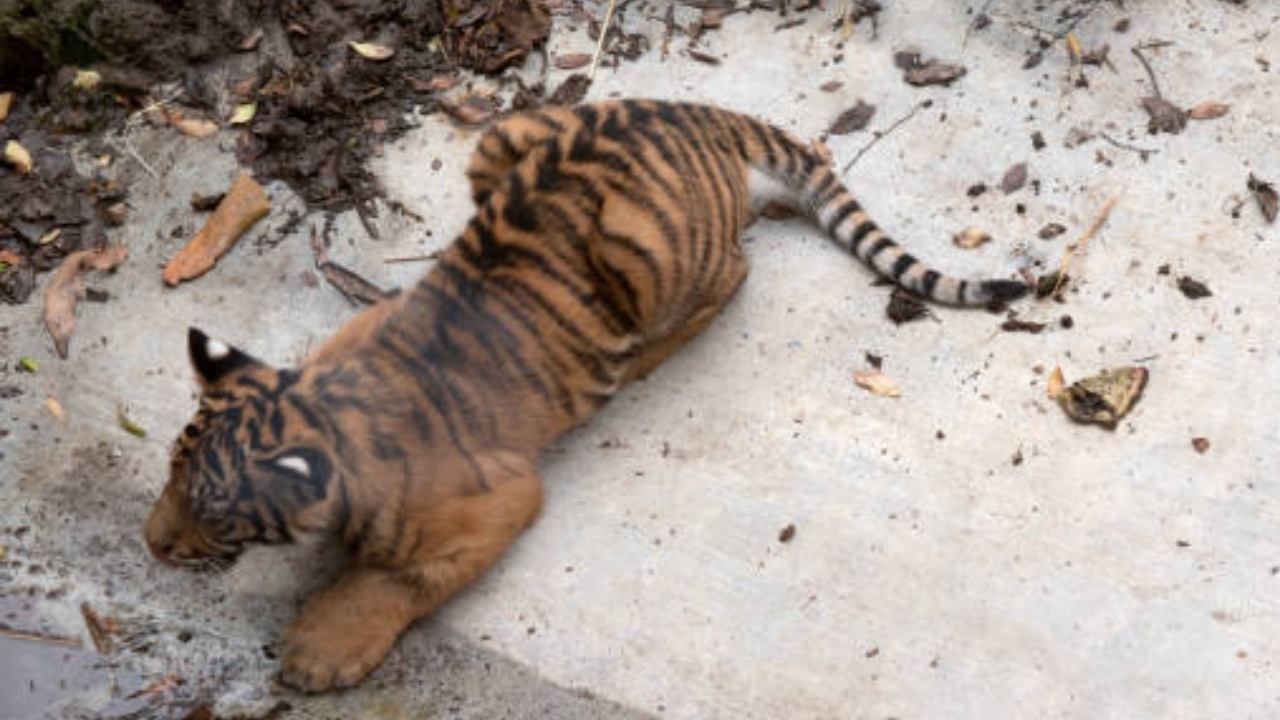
(349, 41), (395, 60)
(72, 70), (102, 91)
(229, 102), (257, 125)
(44, 245), (129, 358)
(117, 406), (147, 438)
(1188, 101), (1230, 120)
(163, 175), (270, 286)
(4, 140), (33, 174)
(854, 369), (902, 397)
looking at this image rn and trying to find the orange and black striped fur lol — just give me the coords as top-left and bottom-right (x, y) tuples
(143, 99), (1027, 692)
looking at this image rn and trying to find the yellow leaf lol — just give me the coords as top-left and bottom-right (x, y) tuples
(4, 139), (33, 174)
(953, 226), (992, 249)
(229, 102), (257, 125)
(72, 69), (102, 91)
(171, 116), (219, 137)
(854, 369), (901, 398)
(117, 405), (147, 438)
(0, 92), (12, 121)
(349, 41), (395, 60)
(1047, 367), (1065, 400)
(1065, 33), (1082, 60)
(45, 397), (65, 421)
(38, 227), (61, 246)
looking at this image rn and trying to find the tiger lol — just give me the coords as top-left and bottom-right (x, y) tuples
(143, 99), (1028, 692)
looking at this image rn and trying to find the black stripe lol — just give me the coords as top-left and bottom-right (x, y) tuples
(825, 199), (861, 236)
(866, 236), (896, 260)
(891, 253), (917, 280)
(921, 270), (941, 297)
(811, 172), (838, 202)
(851, 220), (877, 253)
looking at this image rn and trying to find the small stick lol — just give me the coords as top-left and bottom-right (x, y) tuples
(1100, 132), (1157, 156)
(841, 100), (930, 175)
(1130, 44), (1167, 100)
(383, 253), (437, 264)
(587, 0), (622, 81)
(0, 626), (83, 648)
(1051, 194), (1121, 297)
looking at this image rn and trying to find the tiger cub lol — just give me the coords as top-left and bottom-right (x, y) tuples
(144, 99), (1027, 692)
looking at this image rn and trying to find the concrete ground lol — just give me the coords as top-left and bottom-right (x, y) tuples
(3, 1), (1280, 717)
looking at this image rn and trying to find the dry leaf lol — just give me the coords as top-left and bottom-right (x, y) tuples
(1047, 367), (1065, 400)
(854, 369), (902, 397)
(1141, 97), (1187, 135)
(229, 102), (257, 125)
(828, 100), (876, 135)
(953, 227), (992, 249)
(1247, 174), (1278, 224)
(1057, 366), (1148, 430)
(904, 60), (966, 87)
(4, 139), (33, 174)
(886, 287), (929, 324)
(1191, 437), (1210, 454)
(163, 174), (270, 286)
(117, 406), (147, 438)
(555, 53), (592, 70)
(441, 95), (497, 126)
(44, 245), (129, 358)
(45, 397), (65, 420)
(0, 92), (12, 121)
(349, 41), (395, 61)
(1065, 33), (1083, 60)
(72, 69), (101, 91)
(1188, 101), (1229, 120)
(38, 227), (62, 246)
(170, 114), (219, 138)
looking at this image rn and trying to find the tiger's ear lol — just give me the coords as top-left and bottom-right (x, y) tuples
(188, 327), (263, 388)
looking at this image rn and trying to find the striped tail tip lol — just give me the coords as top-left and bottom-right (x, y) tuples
(981, 279), (1031, 305)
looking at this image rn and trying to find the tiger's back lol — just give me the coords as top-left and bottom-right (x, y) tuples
(143, 98), (1027, 693)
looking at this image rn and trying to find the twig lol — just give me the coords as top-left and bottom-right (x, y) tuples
(1129, 43), (1170, 100)
(1051, 194), (1121, 297)
(383, 253), (438, 264)
(587, 0), (622, 81)
(841, 100), (931, 176)
(0, 626), (83, 648)
(1100, 132), (1156, 156)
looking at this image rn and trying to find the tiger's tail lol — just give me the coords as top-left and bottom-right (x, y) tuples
(724, 108), (1028, 307)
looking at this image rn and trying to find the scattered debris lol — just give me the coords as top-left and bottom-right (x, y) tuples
(228, 102), (257, 126)
(1177, 276), (1212, 299)
(778, 524), (796, 543)
(19, 357), (39, 373)
(953, 227), (992, 249)
(1057, 366), (1148, 429)
(0, 626), (81, 649)
(687, 49), (721, 65)
(886, 287), (930, 324)
(1247, 174), (1278, 224)
(168, 112), (219, 138)
(1031, 131), (1046, 151)
(0, 92), (11, 121)
(966, 183), (988, 198)
(1047, 194), (1121, 300)
(1036, 271), (1068, 299)
(163, 175), (270, 286)
(828, 100), (876, 135)
(842, 99), (932, 174)
(820, 81), (844, 93)
(1192, 437), (1210, 454)
(1001, 163), (1028, 194)
(555, 53), (592, 70)
(1141, 97), (1187, 135)
(43, 245), (129, 359)
(441, 94), (498, 125)
(348, 41), (396, 61)
(81, 602), (122, 656)
(190, 192), (225, 213)
(45, 396), (65, 421)
(854, 369), (901, 398)
(547, 73), (592, 106)
(1001, 316), (1047, 334)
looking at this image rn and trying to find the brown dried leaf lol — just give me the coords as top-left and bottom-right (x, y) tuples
(953, 227), (992, 249)
(44, 245), (129, 359)
(1177, 276), (1211, 299)
(854, 369), (901, 398)
(1001, 162), (1028, 195)
(1047, 367), (1065, 400)
(441, 95), (497, 125)
(1191, 437), (1210, 454)
(828, 100), (876, 135)
(239, 28), (264, 51)
(1247, 174), (1278, 224)
(169, 114), (219, 138)
(820, 81), (844, 93)
(886, 288), (929, 324)
(1188, 101), (1230, 120)
(163, 175), (270, 286)
(1057, 367), (1148, 430)
(554, 53), (592, 70)
(547, 74), (591, 106)
(904, 60), (966, 87)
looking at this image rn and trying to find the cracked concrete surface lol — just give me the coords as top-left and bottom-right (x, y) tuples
(3, 1), (1280, 718)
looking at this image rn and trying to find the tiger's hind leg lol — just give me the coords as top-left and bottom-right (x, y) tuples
(280, 470), (543, 692)
(622, 253), (749, 384)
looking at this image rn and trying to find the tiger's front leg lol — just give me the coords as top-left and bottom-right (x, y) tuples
(280, 471), (545, 692)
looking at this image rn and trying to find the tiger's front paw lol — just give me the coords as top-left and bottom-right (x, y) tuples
(279, 617), (397, 693)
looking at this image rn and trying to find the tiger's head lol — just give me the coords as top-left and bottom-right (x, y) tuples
(144, 328), (339, 570)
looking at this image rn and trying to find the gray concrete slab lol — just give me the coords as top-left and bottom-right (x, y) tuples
(3, 1), (1280, 718)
